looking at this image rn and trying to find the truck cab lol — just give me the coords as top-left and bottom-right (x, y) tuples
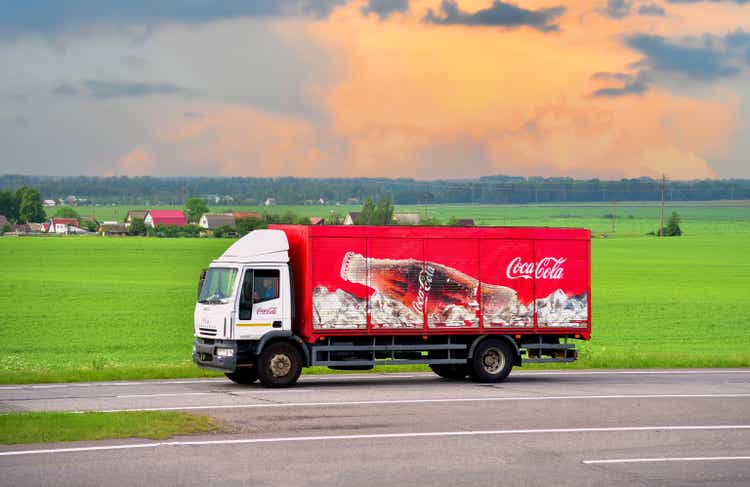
(193, 230), (302, 386)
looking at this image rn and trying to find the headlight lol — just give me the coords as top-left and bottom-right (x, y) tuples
(216, 348), (235, 358)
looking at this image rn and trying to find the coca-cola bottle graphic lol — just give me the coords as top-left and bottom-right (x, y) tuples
(340, 252), (517, 324)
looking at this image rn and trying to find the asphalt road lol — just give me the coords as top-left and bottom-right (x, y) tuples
(1, 369), (749, 486)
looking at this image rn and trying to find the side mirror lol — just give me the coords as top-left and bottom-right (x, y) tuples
(197, 268), (207, 300)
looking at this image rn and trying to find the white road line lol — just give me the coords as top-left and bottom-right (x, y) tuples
(1, 370), (748, 390)
(84, 393), (750, 413)
(2, 425), (749, 457)
(116, 389), (320, 398)
(583, 456), (750, 465)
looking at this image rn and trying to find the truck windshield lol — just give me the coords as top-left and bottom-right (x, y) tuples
(198, 267), (238, 304)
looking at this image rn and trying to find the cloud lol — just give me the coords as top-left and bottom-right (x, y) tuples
(592, 77), (649, 97)
(52, 80), (191, 99)
(726, 29), (750, 48)
(598, 0), (632, 19)
(361, 0), (409, 19)
(424, 1), (566, 32)
(625, 33), (742, 80)
(591, 71), (636, 82)
(0, 0), (348, 39)
(638, 4), (667, 15)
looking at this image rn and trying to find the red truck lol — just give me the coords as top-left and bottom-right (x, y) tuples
(193, 225), (591, 387)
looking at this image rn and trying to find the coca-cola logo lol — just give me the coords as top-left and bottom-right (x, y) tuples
(255, 307), (278, 316)
(412, 265), (435, 314)
(506, 257), (566, 280)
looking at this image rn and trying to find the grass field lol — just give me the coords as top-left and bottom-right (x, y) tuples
(0, 411), (217, 444)
(3, 203), (748, 383)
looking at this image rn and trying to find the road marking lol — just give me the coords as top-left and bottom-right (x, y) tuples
(116, 389), (320, 399)
(2, 425), (749, 457)
(85, 393), (750, 413)
(583, 456), (750, 465)
(1, 370), (748, 390)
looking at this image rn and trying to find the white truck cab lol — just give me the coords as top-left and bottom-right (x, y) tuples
(193, 230), (299, 385)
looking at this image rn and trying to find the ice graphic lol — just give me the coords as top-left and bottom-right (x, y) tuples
(535, 289), (588, 327)
(313, 286), (587, 329)
(312, 286), (367, 329)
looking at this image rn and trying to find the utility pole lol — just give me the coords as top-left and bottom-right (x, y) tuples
(659, 174), (665, 237)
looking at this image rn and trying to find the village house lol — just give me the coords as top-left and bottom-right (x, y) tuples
(199, 213), (235, 231)
(99, 223), (129, 236)
(124, 210), (148, 227)
(143, 210), (187, 228)
(343, 212), (361, 225)
(42, 199), (56, 207)
(0, 215), (8, 227)
(393, 213), (421, 225)
(48, 217), (80, 234)
(264, 198), (276, 206)
(309, 217), (325, 225)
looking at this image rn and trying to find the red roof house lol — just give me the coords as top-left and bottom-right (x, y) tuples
(144, 210), (187, 228)
(49, 218), (80, 234)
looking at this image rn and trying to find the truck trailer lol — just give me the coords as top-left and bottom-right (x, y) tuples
(193, 225), (591, 387)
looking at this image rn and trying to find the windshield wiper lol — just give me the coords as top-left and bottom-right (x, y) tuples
(198, 298), (225, 305)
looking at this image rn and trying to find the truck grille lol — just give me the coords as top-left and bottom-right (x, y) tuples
(198, 327), (217, 337)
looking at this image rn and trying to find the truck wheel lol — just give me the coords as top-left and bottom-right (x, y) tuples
(470, 339), (514, 383)
(429, 364), (468, 380)
(225, 368), (258, 385)
(257, 342), (302, 388)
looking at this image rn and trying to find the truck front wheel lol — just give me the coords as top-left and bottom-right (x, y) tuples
(470, 339), (514, 383)
(257, 342), (302, 387)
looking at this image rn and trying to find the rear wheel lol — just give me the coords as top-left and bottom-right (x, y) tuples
(429, 364), (469, 380)
(257, 342), (302, 388)
(470, 339), (514, 383)
(225, 368), (258, 385)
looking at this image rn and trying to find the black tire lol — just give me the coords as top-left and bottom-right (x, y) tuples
(225, 368), (258, 385)
(470, 339), (514, 383)
(429, 364), (469, 380)
(257, 342), (302, 388)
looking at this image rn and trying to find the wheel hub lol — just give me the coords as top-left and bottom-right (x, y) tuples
(481, 347), (504, 374)
(269, 353), (292, 377)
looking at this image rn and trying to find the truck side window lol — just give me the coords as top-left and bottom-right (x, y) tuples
(239, 270), (253, 320)
(253, 269), (280, 304)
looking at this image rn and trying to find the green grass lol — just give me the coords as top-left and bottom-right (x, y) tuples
(3, 203), (750, 383)
(0, 411), (218, 445)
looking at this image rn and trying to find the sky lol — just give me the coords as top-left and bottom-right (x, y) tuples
(1, 0), (749, 180)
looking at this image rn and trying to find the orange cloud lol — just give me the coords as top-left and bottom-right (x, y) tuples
(274, 0), (742, 179)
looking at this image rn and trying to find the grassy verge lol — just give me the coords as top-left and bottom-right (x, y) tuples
(0, 411), (218, 445)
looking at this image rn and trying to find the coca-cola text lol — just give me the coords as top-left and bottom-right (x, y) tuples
(506, 257), (566, 280)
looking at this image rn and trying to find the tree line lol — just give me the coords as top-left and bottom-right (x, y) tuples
(2, 175), (748, 205)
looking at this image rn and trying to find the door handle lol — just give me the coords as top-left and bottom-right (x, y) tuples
(273, 321), (282, 328)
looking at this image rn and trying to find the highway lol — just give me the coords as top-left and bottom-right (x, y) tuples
(1, 369), (749, 486)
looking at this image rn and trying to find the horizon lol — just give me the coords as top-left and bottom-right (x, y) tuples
(1, 1), (749, 179)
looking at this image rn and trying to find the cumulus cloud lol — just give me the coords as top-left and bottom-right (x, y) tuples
(592, 72), (649, 97)
(598, 0), (632, 19)
(626, 33), (742, 80)
(424, 1), (566, 32)
(361, 0), (409, 19)
(638, 4), (667, 15)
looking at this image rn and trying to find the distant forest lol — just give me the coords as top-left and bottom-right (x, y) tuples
(1, 174), (748, 205)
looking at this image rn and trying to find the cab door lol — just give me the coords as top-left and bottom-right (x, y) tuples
(234, 267), (284, 338)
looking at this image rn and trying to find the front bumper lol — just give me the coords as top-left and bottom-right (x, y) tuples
(192, 338), (238, 372)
